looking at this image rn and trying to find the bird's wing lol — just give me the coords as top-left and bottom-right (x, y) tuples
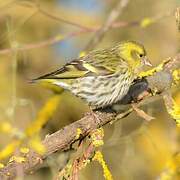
(33, 58), (115, 81)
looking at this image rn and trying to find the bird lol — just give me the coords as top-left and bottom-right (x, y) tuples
(33, 41), (152, 110)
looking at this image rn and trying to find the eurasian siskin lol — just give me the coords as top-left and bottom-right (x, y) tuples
(33, 41), (152, 109)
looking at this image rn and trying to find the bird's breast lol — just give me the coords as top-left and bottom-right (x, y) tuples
(71, 71), (134, 109)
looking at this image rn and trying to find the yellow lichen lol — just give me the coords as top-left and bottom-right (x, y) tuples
(168, 101), (180, 126)
(163, 94), (180, 126)
(79, 51), (86, 57)
(9, 156), (26, 163)
(0, 96), (60, 160)
(0, 140), (21, 160)
(91, 128), (104, 147)
(0, 163), (4, 168)
(55, 34), (64, 41)
(140, 18), (154, 28)
(159, 153), (180, 180)
(0, 121), (24, 138)
(172, 69), (180, 84)
(83, 159), (91, 167)
(57, 163), (72, 179)
(25, 95), (61, 137)
(28, 135), (46, 155)
(93, 151), (113, 180)
(0, 121), (12, 133)
(139, 59), (168, 78)
(75, 128), (82, 139)
(160, 170), (175, 180)
(6, 172), (11, 176)
(20, 147), (30, 154)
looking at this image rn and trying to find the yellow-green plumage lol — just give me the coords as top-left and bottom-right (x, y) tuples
(33, 41), (152, 109)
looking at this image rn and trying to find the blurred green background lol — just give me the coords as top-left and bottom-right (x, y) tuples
(0, 0), (179, 179)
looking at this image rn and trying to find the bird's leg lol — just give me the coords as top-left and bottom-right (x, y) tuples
(131, 103), (154, 122)
(136, 90), (150, 102)
(88, 107), (101, 124)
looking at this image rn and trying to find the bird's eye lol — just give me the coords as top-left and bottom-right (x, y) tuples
(139, 54), (143, 57)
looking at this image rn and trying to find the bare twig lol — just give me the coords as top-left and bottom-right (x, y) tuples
(0, 29), (90, 55)
(16, 0), (92, 30)
(0, 9), (173, 55)
(84, 0), (130, 51)
(38, 8), (92, 31)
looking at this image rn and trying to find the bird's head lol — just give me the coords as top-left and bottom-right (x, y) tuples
(116, 41), (152, 70)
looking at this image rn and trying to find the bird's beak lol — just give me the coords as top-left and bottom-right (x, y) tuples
(142, 56), (152, 66)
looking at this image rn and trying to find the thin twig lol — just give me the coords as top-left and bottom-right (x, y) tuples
(0, 10), (173, 55)
(84, 0), (130, 51)
(38, 8), (92, 31)
(0, 29), (92, 55)
(16, 0), (92, 30)
(0, 0), (173, 56)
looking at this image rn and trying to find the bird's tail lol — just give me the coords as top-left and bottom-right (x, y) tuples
(30, 77), (68, 94)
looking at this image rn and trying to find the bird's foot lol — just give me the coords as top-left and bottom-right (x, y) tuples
(88, 108), (101, 124)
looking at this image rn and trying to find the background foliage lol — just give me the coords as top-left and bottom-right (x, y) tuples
(0, 0), (179, 179)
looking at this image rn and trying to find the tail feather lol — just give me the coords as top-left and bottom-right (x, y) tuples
(30, 76), (71, 92)
(32, 66), (67, 81)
